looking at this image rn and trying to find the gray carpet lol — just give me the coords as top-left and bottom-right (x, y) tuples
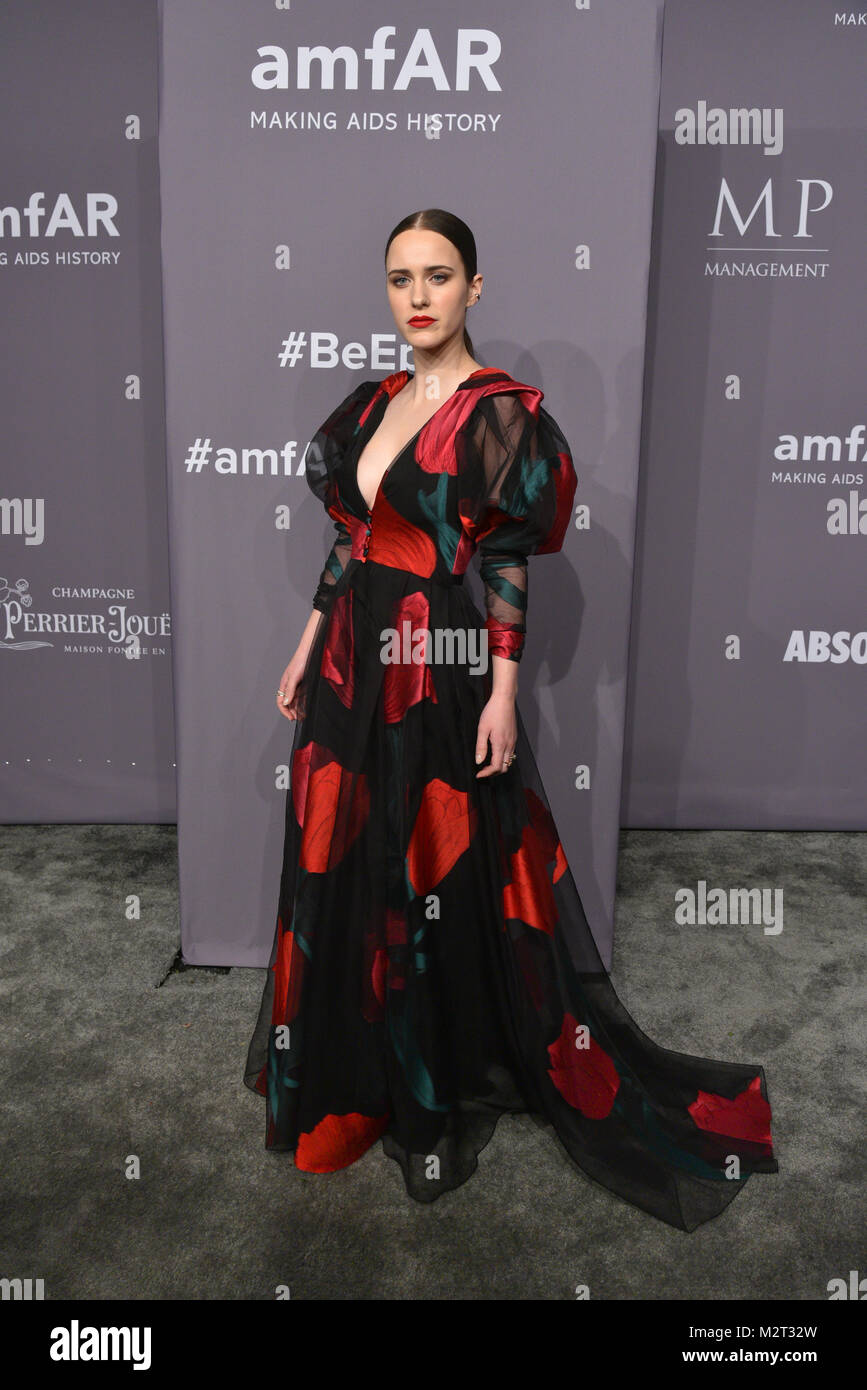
(1, 824), (863, 1300)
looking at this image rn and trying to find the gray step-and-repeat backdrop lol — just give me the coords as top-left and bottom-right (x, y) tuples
(3, 3), (861, 969)
(623, 0), (867, 828)
(157, 0), (664, 968)
(0, 0), (174, 822)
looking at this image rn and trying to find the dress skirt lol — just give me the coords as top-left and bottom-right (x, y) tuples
(244, 554), (778, 1232)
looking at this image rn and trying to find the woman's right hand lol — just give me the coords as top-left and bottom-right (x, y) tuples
(276, 651), (308, 721)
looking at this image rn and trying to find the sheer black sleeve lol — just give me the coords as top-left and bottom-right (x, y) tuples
(469, 390), (577, 663)
(311, 518), (353, 615)
(303, 379), (378, 616)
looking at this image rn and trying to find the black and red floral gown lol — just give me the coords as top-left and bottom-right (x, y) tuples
(244, 366), (778, 1231)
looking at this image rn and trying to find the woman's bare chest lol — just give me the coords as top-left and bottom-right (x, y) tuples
(355, 398), (445, 511)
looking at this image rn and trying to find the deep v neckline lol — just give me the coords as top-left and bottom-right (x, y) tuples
(353, 368), (491, 513)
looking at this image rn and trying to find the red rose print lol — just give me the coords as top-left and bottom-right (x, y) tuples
(272, 914), (305, 1024)
(384, 591), (439, 723)
(547, 1012), (620, 1118)
(503, 789), (569, 931)
(295, 1112), (391, 1172)
(321, 589), (356, 707)
(407, 778), (477, 895)
(688, 1075), (774, 1149)
(292, 742), (369, 873)
(367, 490), (438, 575)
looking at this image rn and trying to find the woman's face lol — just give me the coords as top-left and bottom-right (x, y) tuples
(385, 229), (480, 358)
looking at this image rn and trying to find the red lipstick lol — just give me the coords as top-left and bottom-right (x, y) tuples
(408, 316), (435, 326)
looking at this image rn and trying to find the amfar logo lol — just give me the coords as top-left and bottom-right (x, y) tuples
(0, 193), (119, 238)
(773, 423), (867, 467)
(251, 27), (503, 91)
(675, 101), (783, 155)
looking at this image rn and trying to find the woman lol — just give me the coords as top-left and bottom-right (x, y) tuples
(244, 208), (778, 1231)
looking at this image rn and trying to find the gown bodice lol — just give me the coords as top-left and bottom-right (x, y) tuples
(303, 367), (578, 662)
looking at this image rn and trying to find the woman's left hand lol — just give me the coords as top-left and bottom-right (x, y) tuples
(475, 692), (517, 778)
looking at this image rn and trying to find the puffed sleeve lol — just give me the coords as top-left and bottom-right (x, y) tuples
(473, 390), (577, 662)
(303, 379), (379, 616)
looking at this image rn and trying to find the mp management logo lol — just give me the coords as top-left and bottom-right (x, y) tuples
(673, 101), (835, 281)
(0, 579), (171, 659)
(250, 25), (505, 134)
